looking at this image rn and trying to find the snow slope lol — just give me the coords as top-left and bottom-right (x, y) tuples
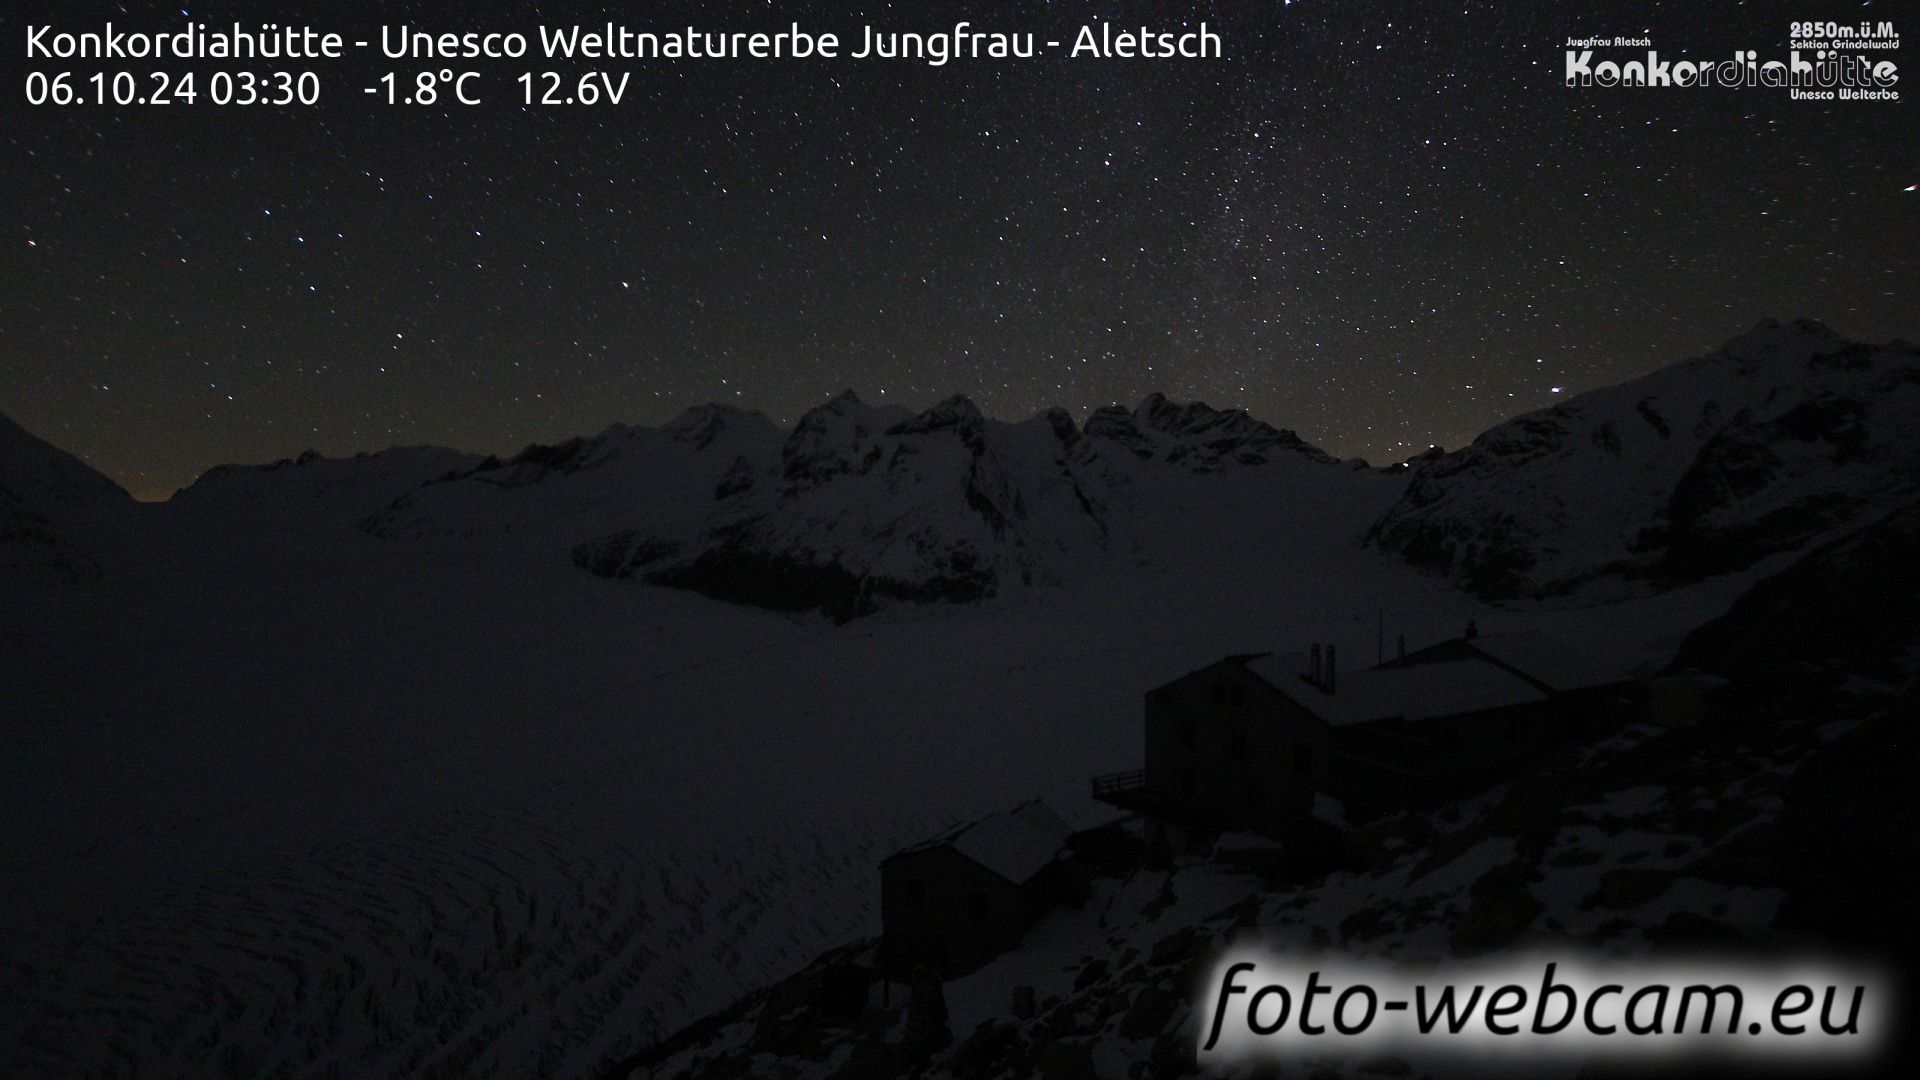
(0, 412), (133, 583)
(1369, 320), (1920, 600)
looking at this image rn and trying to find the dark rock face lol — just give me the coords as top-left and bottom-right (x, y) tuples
(714, 456), (756, 500)
(0, 492), (101, 581)
(643, 541), (997, 623)
(570, 531), (681, 580)
(1369, 320), (1920, 599)
(1676, 501), (1920, 687)
(1647, 394), (1884, 585)
(508, 435), (596, 477)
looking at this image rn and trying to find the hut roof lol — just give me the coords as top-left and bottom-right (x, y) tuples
(886, 799), (1072, 885)
(1242, 651), (1547, 727)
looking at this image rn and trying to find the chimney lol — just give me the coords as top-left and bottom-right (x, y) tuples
(1308, 643), (1322, 688)
(1397, 634), (1407, 662)
(1325, 645), (1337, 694)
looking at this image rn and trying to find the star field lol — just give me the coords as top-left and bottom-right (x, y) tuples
(2, 0), (1913, 498)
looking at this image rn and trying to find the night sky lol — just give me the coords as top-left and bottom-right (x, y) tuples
(2, 1), (1911, 499)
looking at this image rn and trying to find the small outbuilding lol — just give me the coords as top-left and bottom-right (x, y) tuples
(879, 800), (1075, 980)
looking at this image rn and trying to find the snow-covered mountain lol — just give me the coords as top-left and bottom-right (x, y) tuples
(1369, 319), (1920, 600)
(598, 393), (1127, 620)
(366, 404), (782, 553)
(168, 444), (482, 535)
(363, 391), (1345, 620)
(614, 392), (1353, 618)
(1083, 391), (1338, 470)
(0, 412), (133, 582)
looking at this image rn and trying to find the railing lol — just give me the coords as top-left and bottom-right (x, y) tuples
(1090, 768), (1148, 799)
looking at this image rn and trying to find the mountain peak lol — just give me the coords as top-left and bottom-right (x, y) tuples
(1134, 391), (1173, 415)
(1079, 394), (1331, 468)
(0, 411), (131, 509)
(890, 394), (985, 437)
(1721, 317), (1844, 363)
(663, 403), (776, 449)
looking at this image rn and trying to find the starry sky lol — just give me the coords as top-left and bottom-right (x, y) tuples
(2, 0), (1913, 498)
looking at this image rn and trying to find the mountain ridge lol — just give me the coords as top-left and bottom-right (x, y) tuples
(8, 319), (1915, 616)
(1367, 318), (1920, 600)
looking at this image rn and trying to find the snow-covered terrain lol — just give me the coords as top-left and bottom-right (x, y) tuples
(1, 322), (1913, 1077)
(625, 502), (1920, 1078)
(0, 412), (133, 584)
(1369, 319), (1920, 600)
(2, 405), (1444, 1078)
